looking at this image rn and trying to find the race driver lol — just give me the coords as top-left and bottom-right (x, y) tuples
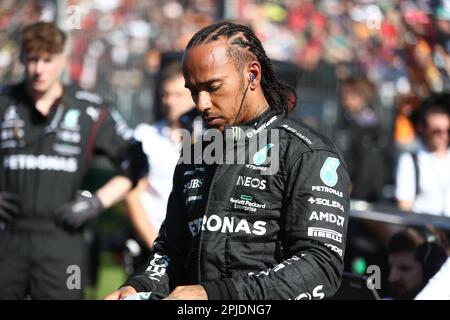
(106, 21), (350, 300)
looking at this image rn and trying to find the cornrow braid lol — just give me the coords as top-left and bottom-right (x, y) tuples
(186, 22), (297, 114)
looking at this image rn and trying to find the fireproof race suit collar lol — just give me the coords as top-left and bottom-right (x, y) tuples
(224, 108), (284, 142)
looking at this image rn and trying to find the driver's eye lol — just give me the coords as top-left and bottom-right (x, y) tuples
(208, 86), (219, 93)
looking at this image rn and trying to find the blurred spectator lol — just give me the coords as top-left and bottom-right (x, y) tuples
(0, 0), (43, 83)
(233, 0), (449, 136)
(393, 93), (421, 153)
(335, 75), (392, 288)
(387, 225), (448, 300)
(335, 75), (389, 202)
(123, 60), (196, 274)
(395, 93), (450, 216)
(64, 0), (216, 127)
(0, 0), (217, 127)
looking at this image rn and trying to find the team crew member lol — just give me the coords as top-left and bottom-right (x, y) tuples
(0, 22), (146, 299)
(124, 61), (196, 268)
(106, 22), (350, 300)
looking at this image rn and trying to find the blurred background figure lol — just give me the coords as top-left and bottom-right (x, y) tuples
(393, 94), (421, 153)
(415, 248), (450, 299)
(123, 59), (197, 275)
(335, 75), (390, 202)
(0, 21), (145, 299)
(387, 225), (449, 300)
(395, 93), (450, 216)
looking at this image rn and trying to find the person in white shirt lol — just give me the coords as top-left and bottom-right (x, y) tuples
(395, 94), (450, 217)
(415, 256), (450, 300)
(124, 61), (196, 257)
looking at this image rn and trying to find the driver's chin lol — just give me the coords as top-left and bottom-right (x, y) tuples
(214, 119), (229, 132)
(205, 123), (224, 131)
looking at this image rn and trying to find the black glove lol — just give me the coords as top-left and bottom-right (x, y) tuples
(122, 139), (149, 187)
(0, 192), (20, 223)
(56, 191), (103, 230)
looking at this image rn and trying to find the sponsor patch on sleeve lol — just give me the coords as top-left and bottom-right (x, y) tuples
(320, 157), (340, 187)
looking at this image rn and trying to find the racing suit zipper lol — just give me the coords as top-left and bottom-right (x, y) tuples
(196, 164), (219, 283)
(30, 105), (64, 218)
(31, 139), (43, 217)
(195, 114), (282, 282)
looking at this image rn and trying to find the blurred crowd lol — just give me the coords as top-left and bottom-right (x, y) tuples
(239, 0), (450, 91)
(0, 0), (219, 125)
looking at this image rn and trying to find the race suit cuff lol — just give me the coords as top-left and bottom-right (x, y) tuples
(123, 278), (149, 293)
(201, 279), (239, 300)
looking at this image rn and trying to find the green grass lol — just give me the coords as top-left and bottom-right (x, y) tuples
(85, 252), (127, 300)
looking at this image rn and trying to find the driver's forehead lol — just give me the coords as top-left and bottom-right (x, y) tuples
(183, 42), (234, 81)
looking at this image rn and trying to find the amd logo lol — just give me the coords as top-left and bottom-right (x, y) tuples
(309, 211), (345, 227)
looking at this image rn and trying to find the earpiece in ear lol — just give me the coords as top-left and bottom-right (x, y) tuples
(248, 73), (255, 82)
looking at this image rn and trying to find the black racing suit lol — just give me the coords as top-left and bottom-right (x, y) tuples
(0, 83), (141, 299)
(125, 109), (351, 300)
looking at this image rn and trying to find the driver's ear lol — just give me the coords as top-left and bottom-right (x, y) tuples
(247, 61), (262, 89)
